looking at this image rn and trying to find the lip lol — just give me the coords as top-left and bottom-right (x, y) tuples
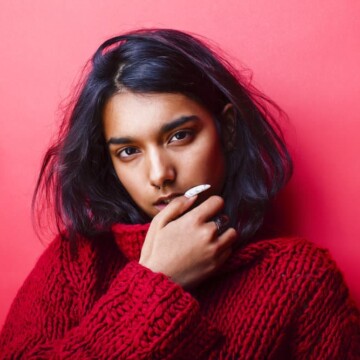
(153, 193), (183, 208)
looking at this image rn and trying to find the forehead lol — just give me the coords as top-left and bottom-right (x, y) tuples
(102, 92), (213, 138)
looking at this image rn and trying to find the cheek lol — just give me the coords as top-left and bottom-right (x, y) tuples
(113, 163), (143, 198)
(205, 147), (226, 183)
(185, 138), (226, 184)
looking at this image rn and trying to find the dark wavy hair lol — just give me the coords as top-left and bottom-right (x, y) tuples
(33, 28), (292, 244)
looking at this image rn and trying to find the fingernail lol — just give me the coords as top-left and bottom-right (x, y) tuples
(184, 184), (211, 198)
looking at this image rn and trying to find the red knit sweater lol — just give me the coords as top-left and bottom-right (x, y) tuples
(0, 223), (359, 359)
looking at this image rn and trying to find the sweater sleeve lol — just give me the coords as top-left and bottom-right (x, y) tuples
(0, 237), (222, 359)
(291, 254), (360, 359)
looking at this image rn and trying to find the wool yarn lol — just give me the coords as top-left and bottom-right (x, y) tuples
(1, 223), (359, 359)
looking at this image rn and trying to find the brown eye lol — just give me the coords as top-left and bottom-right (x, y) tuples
(118, 147), (140, 158)
(169, 130), (192, 143)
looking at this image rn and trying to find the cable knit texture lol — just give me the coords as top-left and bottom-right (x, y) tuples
(0, 223), (359, 359)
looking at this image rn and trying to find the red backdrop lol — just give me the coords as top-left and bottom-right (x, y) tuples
(1, 1), (359, 327)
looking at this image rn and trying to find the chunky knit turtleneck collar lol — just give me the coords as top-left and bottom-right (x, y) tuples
(111, 222), (279, 274)
(112, 223), (151, 261)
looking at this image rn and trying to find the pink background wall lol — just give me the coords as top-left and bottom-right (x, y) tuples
(1, 1), (359, 328)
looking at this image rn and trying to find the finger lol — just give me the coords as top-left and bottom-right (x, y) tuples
(213, 214), (230, 236)
(215, 227), (238, 250)
(215, 247), (233, 267)
(189, 195), (225, 223)
(155, 195), (198, 227)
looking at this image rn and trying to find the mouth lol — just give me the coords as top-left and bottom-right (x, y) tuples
(153, 193), (183, 210)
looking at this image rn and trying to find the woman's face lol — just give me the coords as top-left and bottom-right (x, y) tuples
(103, 92), (226, 218)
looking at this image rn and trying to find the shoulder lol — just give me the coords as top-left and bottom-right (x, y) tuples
(225, 236), (354, 308)
(17, 235), (84, 294)
(260, 238), (360, 355)
(26, 232), (121, 292)
(227, 236), (337, 275)
(254, 236), (348, 292)
(247, 236), (339, 276)
(34, 234), (94, 272)
(207, 237), (360, 357)
(246, 237), (358, 312)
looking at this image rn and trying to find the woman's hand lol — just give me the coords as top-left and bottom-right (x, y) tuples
(139, 195), (237, 289)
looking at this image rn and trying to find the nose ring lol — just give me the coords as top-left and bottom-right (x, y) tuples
(154, 183), (167, 190)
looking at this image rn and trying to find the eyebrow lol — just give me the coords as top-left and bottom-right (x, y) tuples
(107, 115), (200, 146)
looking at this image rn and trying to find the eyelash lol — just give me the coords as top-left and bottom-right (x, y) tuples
(169, 129), (193, 143)
(117, 147), (139, 158)
(116, 130), (194, 159)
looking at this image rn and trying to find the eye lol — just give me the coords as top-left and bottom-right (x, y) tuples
(169, 130), (193, 143)
(117, 147), (140, 159)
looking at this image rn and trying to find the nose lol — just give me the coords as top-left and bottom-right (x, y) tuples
(147, 148), (176, 189)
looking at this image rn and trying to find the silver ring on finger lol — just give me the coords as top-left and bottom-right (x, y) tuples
(214, 214), (230, 236)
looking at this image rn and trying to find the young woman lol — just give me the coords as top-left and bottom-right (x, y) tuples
(0, 29), (359, 359)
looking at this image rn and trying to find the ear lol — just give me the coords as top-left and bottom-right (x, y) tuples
(220, 103), (236, 151)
